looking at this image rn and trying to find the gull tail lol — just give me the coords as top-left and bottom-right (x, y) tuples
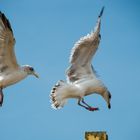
(50, 80), (68, 109)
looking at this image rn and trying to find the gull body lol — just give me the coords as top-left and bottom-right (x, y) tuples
(0, 12), (39, 106)
(0, 66), (35, 88)
(50, 7), (111, 111)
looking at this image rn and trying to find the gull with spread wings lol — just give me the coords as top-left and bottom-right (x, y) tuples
(50, 7), (111, 111)
(0, 12), (39, 106)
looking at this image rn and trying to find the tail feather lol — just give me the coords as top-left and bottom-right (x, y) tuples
(50, 80), (68, 109)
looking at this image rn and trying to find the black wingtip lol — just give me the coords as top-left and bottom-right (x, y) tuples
(0, 11), (3, 18)
(99, 6), (105, 18)
(0, 91), (3, 107)
(0, 12), (13, 33)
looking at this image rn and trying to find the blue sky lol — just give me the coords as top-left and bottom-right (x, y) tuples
(0, 0), (140, 140)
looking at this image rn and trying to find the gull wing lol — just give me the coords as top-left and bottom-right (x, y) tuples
(66, 7), (104, 83)
(0, 12), (19, 73)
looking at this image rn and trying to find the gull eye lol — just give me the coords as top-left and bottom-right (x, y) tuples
(29, 67), (34, 71)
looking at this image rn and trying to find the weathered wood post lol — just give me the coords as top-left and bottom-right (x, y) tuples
(85, 131), (108, 140)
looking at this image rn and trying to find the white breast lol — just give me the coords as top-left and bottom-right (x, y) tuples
(0, 70), (28, 88)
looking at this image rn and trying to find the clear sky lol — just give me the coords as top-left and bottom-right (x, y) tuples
(0, 0), (140, 140)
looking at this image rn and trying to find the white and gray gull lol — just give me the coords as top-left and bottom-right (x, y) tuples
(0, 12), (39, 106)
(50, 7), (111, 111)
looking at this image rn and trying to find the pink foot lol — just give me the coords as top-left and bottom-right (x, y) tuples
(87, 107), (99, 111)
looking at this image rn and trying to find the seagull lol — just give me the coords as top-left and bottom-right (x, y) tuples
(0, 12), (39, 107)
(50, 7), (111, 111)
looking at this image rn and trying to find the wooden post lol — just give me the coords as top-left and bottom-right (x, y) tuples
(85, 131), (108, 140)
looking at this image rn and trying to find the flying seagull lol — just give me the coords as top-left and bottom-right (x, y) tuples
(50, 7), (111, 111)
(0, 12), (39, 106)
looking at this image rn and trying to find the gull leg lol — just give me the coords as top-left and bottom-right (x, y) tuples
(78, 98), (99, 111)
(0, 88), (3, 107)
(78, 98), (89, 109)
(81, 98), (99, 111)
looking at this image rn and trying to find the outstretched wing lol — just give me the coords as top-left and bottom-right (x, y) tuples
(0, 12), (19, 74)
(66, 7), (104, 83)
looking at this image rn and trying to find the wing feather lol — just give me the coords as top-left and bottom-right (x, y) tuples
(0, 12), (19, 74)
(69, 31), (100, 65)
(67, 7), (104, 83)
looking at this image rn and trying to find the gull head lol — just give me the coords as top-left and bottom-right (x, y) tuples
(23, 65), (39, 78)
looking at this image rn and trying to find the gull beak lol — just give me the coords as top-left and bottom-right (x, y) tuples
(108, 103), (111, 109)
(33, 72), (39, 78)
